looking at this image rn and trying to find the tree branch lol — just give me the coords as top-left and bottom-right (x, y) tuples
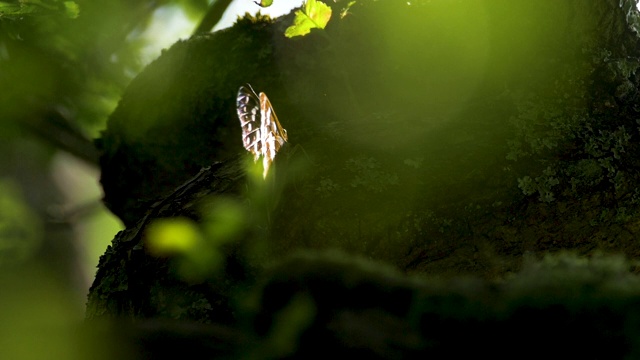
(192, 0), (234, 35)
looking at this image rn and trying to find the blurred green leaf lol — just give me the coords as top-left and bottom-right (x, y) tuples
(63, 1), (78, 18)
(201, 197), (246, 245)
(145, 200), (249, 282)
(0, 178), (42, 267)
(0, 1), (37, 19)
(261, 294), (316, 358)
(146, 217), (222, 282)
(0, 0), (79, 19)
(146, 217), (203, 256)
(285, 0), (332, 38)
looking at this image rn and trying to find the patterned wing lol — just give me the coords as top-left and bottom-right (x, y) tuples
(237, 84), (263, 161)
(258, 91), (288, 162)
(236, 84), (288, 177)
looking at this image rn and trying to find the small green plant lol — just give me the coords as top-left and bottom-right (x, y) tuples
(580, 125), (632, 193)
(506, 94), (584, 162)
(518, 166), (560, 203)
(506, 44), (640, 206)
(565, 159), (603, 194)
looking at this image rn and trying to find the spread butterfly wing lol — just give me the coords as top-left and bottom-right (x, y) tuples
(236, 84), (288, 178)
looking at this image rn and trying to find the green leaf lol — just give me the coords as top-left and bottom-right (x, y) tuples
(63, 1), (78, 18)
(254, 0), (273, 7)
(284, 0), (332, 38)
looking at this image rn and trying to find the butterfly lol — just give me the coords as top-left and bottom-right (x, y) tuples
(236, 84), (288, 178)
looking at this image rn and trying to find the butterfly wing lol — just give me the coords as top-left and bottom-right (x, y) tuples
(236, 84), (288, 178)
(259, 92), (288, 164)
(236, 84), (263, 161)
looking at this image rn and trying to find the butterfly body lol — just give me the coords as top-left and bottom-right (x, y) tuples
(236, 84), (288, 178)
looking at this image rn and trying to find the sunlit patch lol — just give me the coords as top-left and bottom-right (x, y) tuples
(139, 6), (194, 66)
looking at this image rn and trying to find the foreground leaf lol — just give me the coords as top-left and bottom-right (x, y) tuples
(285, 0), (332, 38)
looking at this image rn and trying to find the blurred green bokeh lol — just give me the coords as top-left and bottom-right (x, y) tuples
(0, 178), (42, 266)
(0, 0), (253, 358)
(145, 196), (250, 282)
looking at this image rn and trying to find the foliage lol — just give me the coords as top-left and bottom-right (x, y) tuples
(0, 0), (78, 20)
(285, 0), (332, 38)
(0, 0), (213, 142)
(0, 1), (249, 358)
(507, 44), (640, 205)
(517, 167), (560, 203)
